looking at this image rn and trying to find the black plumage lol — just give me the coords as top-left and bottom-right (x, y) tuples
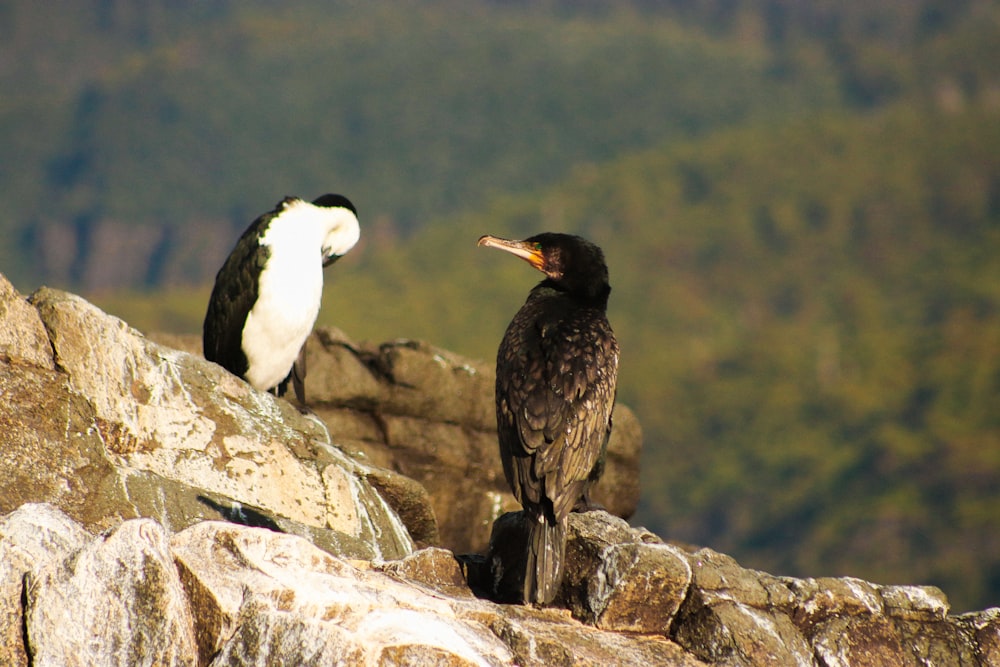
(203, 226), (265, 385)
(478, 232), (619, 605)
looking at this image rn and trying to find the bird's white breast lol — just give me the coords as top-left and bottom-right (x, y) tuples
(240, 202), (331, 391)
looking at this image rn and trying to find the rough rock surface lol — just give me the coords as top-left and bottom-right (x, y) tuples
(5, 504), (999, 666)
(1, 276), (413, 560)
(1, 272), (998, 666)
(27, 515), (198, 666)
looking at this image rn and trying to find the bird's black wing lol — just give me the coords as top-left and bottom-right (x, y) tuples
(496, 295), (619, 522)
(291, 342), (307, 404)
(202, 204), (283, 377)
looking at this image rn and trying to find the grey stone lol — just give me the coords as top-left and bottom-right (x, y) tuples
(0, 273), (54, 368)
(18, 286), (413, 561)
(0, 504), (92, 667)
(25, 518), (198, 666)
(562, 511), (691, 634)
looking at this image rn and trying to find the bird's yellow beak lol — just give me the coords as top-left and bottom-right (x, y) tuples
(478, 235), (546, 272)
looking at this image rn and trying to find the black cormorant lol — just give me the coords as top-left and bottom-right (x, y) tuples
(478, 232), (619, 604)
(203, 194), (359, 405)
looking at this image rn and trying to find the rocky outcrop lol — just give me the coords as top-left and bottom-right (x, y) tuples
(1, 272), (998, 666)
(3, 503), (706, 666)
(4, 503), (998, 666)
(1, 278), (413, 561)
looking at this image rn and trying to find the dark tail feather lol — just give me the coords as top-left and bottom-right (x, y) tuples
(523, 514), (567, 605)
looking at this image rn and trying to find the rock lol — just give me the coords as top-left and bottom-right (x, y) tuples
(0, 504), (92, 667)
(667, 545), (996, 667)
(881, 584), (950, 622)
(365, 465), (441, 546)
(664, 548), (806, 665)
(787, 576), (884, 627)
(487, 509), (693, 633)
(378, 546), (476, 600)
(25, 517), (198, 666)
(674, 598), (816, 666)
(0, 360), (131, 532)
(574, 530), (691, 634)
(9, 507), (703, 667)
(300, 329), (642, 556)
(957, 608), (1000, 665)
(1, 468), (998, 667)
(893, 617), (980, 666)
(598, 405), (643, 521)
(485, 606), (707, 667)
(2, 284), (412, 561)
(172, 521), (516, 666)
(0, 272), (53, 368)
(810, 616), (911, 667)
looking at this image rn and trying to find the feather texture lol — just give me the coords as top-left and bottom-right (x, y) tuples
(483, 232), (619, 605)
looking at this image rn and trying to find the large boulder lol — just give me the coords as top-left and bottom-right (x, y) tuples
(0, 274), (412, 561)
(26, 517), (198, 666)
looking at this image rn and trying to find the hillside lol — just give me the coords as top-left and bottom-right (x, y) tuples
(6, 0), (998, 292)
(0, 0), (841, 291)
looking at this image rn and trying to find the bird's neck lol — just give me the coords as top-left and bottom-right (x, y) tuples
(532, 279), (610, 309)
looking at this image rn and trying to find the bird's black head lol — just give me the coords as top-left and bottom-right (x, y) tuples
(312, 193), (357, 216)
(478, 232), (611, 302)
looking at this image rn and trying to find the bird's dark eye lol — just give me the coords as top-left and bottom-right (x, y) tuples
(533, 242), (543, 251)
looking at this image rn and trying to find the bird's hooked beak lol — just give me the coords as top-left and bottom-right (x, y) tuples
(478, 235), (546, 273)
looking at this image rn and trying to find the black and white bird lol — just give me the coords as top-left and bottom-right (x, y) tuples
(478, 232), (619, 605)
(203, 194), (359, 405)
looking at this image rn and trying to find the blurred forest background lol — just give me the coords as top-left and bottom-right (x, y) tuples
(2, 0), (998, 612)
